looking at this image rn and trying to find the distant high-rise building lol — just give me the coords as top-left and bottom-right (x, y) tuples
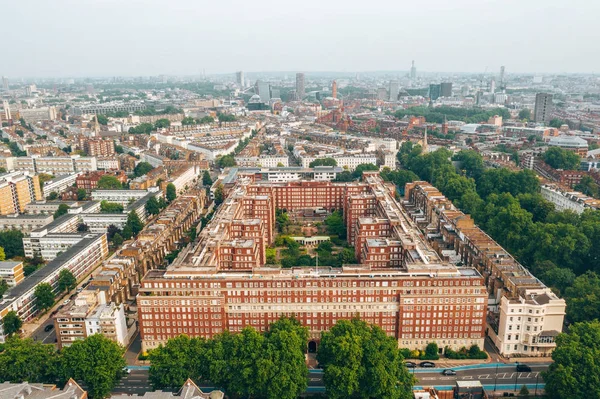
(534, 93), (553, 123)
(490, 79), (496, 94)
(388, 81), (400, 101)
(440, 82), (452, 98)
(429, 84), (441, 101)
(296, 73), (305, 100)
(332, 80), (337, 99)
(236, 71), (245, 87)
(256, 80), (271, 103)
(377, 87), (388, 101)
(2, 100), (11, 120)
(270, 88), (281, 99)
(500, 66), (506, 89)
(410, 61), (417, 80)
(1, 77), (8, 91)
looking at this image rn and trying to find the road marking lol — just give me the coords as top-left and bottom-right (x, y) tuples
(478, 374), (491, 379)
(309, 378), (321, 382)
(463, 376), (473, 380)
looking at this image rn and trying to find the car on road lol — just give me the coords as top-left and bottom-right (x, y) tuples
(405, 361), (417, 368)
(63, 299), (71, 305)
(44, 324), (54, 332)
(441, 369), (456, 375)
(122, 367), (131, 374)
(516, 364), (532, 372)
(419, 361), (436, 368)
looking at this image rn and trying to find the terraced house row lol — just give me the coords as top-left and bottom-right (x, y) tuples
(403, 181), (566, 357)
(137, 172), (489, 353)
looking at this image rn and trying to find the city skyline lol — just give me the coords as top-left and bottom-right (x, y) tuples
(1, 0), (599, 77)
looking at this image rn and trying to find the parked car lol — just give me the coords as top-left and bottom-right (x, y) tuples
(63, 299), (71, 305)
(44, 324), (54, 332)
(405, 361), (417, 368)
(419, 361), (436, 368)
(442, 369), (456, 376)
(122, 367), (131, 374)
(516, 364), (532, 372)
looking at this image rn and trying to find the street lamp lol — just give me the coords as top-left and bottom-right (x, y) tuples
(514, 362), (519, 392)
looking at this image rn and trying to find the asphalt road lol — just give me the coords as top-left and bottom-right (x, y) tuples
(30, 318), (56, 344)
(112, 364), (550, 395)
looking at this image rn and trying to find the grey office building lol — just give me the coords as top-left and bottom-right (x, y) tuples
(534, 93), (553, 123)
(296, 73), (305, 100)
(440, 82), (453, 98)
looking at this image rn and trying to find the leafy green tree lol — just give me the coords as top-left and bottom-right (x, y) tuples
(199, 116), (214, 124)
(47, 192), (59, 200)
(275, 209), (290, 233)
(518, 385), (531, 399)
(217, 112), (236, 122)
(543, 321), (600, 399)
(259, 317), (309, 399)
(352, 163), (379, 179)
(58, 269), (77, 292)
(309, 157), (337, 167)
(333, 170), (354, 182)
(549, 118), (566, 128)
(517, 193), (555, 222)
(181, 117), (196, 126)
(112, 233), (124, 247)
(149, 335), (206, 389)
(2, 311), (22, 336)
(154, 119), (171, 129)
(166, 183), (177, 202)
(574, 176), (599, 198)
(0, 279), (8, 298)
(214, 183), (225, 206)
(317, 319), (414, 399)
(563, 271), (600, 322)
(423, 342), (440, 360)
(518, 109), (531, 120)
(325, 210), (346, 238)
(0, 337), (58, 383)
(453, 149), (485, 180)
(96, 114), (108, 125)
(128, 123), (154, 134)
(76, 188), (87, 201)
(145, 196), (161, 215)
(217, 155), (236, 168)
(58, 334), (126, 399)
(543, 147), (581, 170)
(34, 283), (54, 312)
(133, 161), (154, 177)
(125, 211), (144, 237)
(121, 226), (133, 240)
(100, 200), (124, 213)
(202, 170), (212, 186)
(97, 175), (123, 189)
(53, 203), (70, 219)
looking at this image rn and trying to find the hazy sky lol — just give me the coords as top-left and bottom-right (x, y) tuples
(2, 0), (599, 77)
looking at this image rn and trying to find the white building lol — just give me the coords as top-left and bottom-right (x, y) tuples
(91, 189), (156, 207)
(540, 184), (600, 214)
(24, 232), (91, 261)
(0, 214), (54, 233)
(0, 233), (109, 338)
(85, 301), (127, 346)
(42, 173), (79, 197)
(492, 288), (566, 357)
(167, 166), (201, 194)
(97, 157), (120, 170)
(300, 154), (378, 171)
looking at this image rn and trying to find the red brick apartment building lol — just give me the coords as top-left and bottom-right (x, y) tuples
(138, 172), (487, 352)
(76, 171), (127, 192)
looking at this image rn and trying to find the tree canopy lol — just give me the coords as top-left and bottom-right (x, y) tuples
(166, 183), (177, 202)
(202, 170), (212, 186)
(58, 334), (126, 399)
(53, 203), (70, 219)
(100, 200), (124, 213)
(317, 318), (414, 399)
(58, 269), (77, 292)
(309, 158), (337, 167)
(217, 155), (236, 168)
(0, 230), (25, 258)
(34, 283), (54, 312)
(125, 211), (144, 237)
(543, 321), (600, 399)
(133, 161), (154, 177)
(2, 311), (22, 336)
(543, 147), (581, 170)
(0, 337), (58, 383)
(97, 175), (123, 190)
